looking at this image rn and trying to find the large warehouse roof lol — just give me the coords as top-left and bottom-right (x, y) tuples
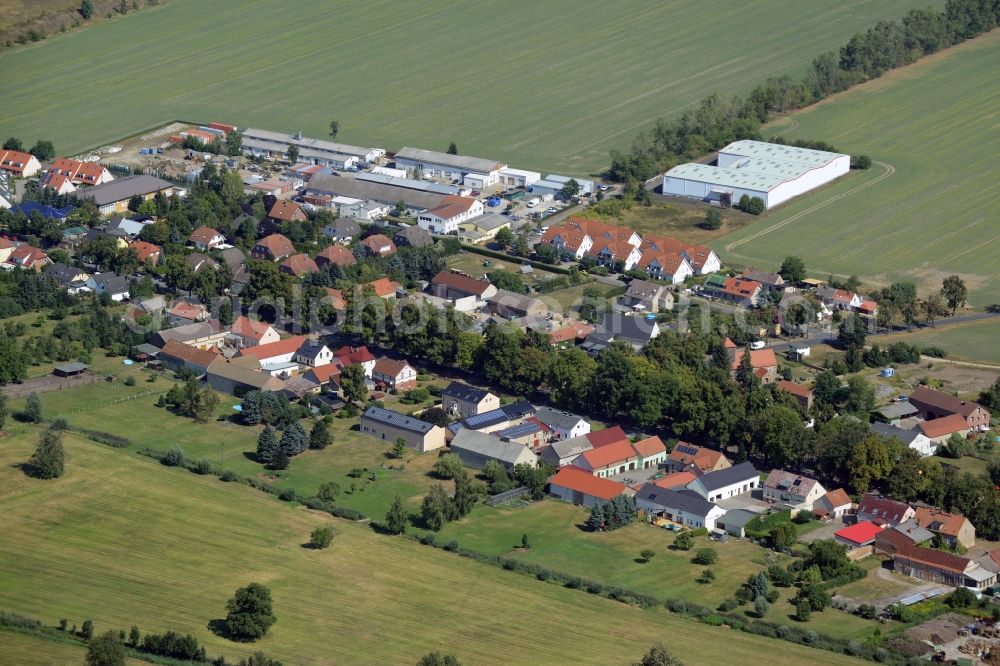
(243, 128), (381, 159)
(664, 162), (789, 192)
(719, 140), (847, 167)
(395, 147), (505, 174)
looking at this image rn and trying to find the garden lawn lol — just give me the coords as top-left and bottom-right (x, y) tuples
(437, 500), (880, 641)
(720, 31), (1000, 307)
(0, 429), (864, 666)
(0, 0), (940, 174)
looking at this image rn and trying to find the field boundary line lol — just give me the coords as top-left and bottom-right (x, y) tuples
(724, 160), (895, 253)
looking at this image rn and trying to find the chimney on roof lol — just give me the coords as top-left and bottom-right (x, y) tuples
(294, 131), (303, 140)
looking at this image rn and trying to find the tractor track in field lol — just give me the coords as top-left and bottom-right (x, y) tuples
(769, 118), (799, 138)
(724, 159), (896, 254)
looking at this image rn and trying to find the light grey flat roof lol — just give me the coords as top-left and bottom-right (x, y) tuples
(719, 140), (846, 168)
(308, 173), (445, 209)
(72, 175), (173, 206)
(355, 171), (459, 194)
(243, 128), (381, 159)
(395, 147), (505, 174)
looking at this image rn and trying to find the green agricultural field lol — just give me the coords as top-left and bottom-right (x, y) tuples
(873, 319), (1000, 365)
(437, 501), (882, 641)
(0, 429), (864, 666)
(0, 0), (940, 174)
(0, 629), (147, 666)
(720, 31), (1000, 307)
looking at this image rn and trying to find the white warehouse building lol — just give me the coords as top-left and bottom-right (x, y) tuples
(661, 140), (850, 209)
(394, 147), (507, 188)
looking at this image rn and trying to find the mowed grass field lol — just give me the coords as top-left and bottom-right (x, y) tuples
(0, 0), (940, 174)
(720, 30), (1000, 307)
(0, 430), (865, 666)
(873, 319), (1000, 365)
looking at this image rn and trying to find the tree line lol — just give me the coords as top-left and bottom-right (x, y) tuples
(606, 0), (1000, 183)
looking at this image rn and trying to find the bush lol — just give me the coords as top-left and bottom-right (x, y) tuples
(278, 488), (297, 502)
(692, 548), (717, 565)
(850, 155), (872, 169)
(640, 548), (656, 562)
(718, 598), (738, 612)
(309, 525), (334, 549)
(220, 470), (239, 482)
(75, 428), (132, 448)
(673, 532), (693, 550)
(193, 458), (214, 475)
(162, 446), (185, 467)
(124, 375), (136, 386)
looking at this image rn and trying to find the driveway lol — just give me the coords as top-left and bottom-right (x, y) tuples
(797, 518), (845, 544)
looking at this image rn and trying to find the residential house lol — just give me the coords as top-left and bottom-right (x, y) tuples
(361, 234), (396, 257)
(716, 276), (763, 307)
(150, 320), (227, 350)
(585, 426), (629, 449)
(918, 414), (972, 446)
(251, 234), (295, 261)
(872, 402), (920, 426)
(359, 277), (401, 300)
(168, 300), (209, 323)
(429, 271), (497, 310)
(0, 149), (42, 177)
(834, 522), (883, 555)
(7, 245), (50, 271)
(913, 506), (976, 549)
(322, 218), (360, 242)
(548, 466), (629, 509)
(186, 252), (216, 274)
(687, 461), (759, 501)
(776, 380), (813, 410)
(45, 263), (90, 293)
(817, 287), (862, 311)
(743, 270), (785, 292)
(637, 250), (692, 284)
(129, 240), (162, 265)
(533, 407), (589, 440)
(417, 195), (484, 234)
(620, 279), (675, 312)
(294, 340), (334, 367)
(315, 244), (358, 269)
(497, 421), (548, 449)
(639, 234), (721, 275)
(371, 357), (417, 391)
(280, 253), (320, 278)
(908, 386), (991, 431)
(189, 226), (226, 251)
(206, 357), (285, 395)
(237, 335), (307, 371)
(441, 382), (499, 419)
(266, 199), (307, 224)
(634, 485), (727, 531)
(303, 363), (342, 391)
(449, 428), (537, 470)
(573, 436), (667, 478)
(763, 470), (826, 514)
(730, 348), (778, 384)
(43, 158), (114, 188)
(589, 236), (642, 271)
(857, 494), (915, 527)
(870, 422), (935, 457)
(334, 345), (377, 377)
(71, 175), (174, 215)
(86, 272), (129, 301)
(158, 339), (218, 376)
(456, 212), (510, 244)
(393, 225), (433, 248)
(650, 471), (697, 490)
(893, 545), (996, 589)
(667, 443), (731, 474)
(605, 314), (661, 349)
(360, 406), (445, 453)
(325, 288), (347, 310)
(874, 520), (935, 556)
(540, 435), (594, 468)
(229, 316), (280, 348)
(814, 489), (853, 520)
(43, 172), (76, 195)
(487, 289), (549, 320)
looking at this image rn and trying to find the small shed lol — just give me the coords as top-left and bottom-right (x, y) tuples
(53, 362), (89, 377)
(880, 367), (895, 378)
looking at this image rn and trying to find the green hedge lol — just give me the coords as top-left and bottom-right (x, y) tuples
(744, 511), (792, 539)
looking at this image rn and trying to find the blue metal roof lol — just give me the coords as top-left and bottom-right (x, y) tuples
(11, 201), (75, 219)
(499, 422), (541, 439)
(362, 406), (434, 434)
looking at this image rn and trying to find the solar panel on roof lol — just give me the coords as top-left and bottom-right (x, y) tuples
(675, 444), (699, 455)
(464, 409), (505, 427)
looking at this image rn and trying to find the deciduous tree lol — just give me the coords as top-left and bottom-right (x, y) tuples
(28, 426), (65, 479)
(225, 583), (277, 641)
(779, 255), (806, 283)
(941, 275), (967, 315)
(86, 630), (125, 666)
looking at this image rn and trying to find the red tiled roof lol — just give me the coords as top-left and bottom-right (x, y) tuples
(835, 521), (883, 545)
(325, 288), (346, 310)
(909, 386), (988, 419)
(580, 439), (638, 469)
(230, 315), (274, 341)
(723, 337), (737, 349)
(914, 506), (970, 538)
(169, 301), (207, 320)
(549, 466), (628, 501)
(668, 444), (725, 471)
(10, 245), (48, 265)
(373, 357), (412, 377)
(159, 339), (218, 368)
(237, 335), (305, 361)
(254, 234), (294, 259)
(334, 345), (375, 365)
(361, 234), (396, 255)
(777, 379), (812, 398)
(731, 348), (778, 371)
(859, 299), (879, 314)
(652, 471), (696, 489)
(431, 270), (493, 297)
(189, 226), (222, 246)
(129, 240), (161, 262)
(315, 244), (357, 268)
(42, 172), (74, 192)
(305, 363), (342, 385)
(721, 276), (762, 300)
(0, 149), (38, 174)
(586, 426), (628, 448)
(632, 435), (666, 458)
(47, 157), (109, 184)
(425, 195), (478, 220)
(267, 199), (306, 222)
(548, 321), (594, 344)
(280, 253), (319, 277)
(823, 488), (852, 508)
(918, 414), (969, 438)
(637, 250), (687, 274)
(858, 494), (912, 523)
(364, 277), (400, 298)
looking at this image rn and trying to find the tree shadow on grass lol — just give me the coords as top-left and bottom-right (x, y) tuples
(12, 461), (43, 479)
(206, 619), (232, 640)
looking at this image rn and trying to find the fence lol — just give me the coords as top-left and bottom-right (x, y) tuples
(487, 486), (530, 506)
(55, 389), (161, 416)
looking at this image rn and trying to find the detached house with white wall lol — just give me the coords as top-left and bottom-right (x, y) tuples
(417, 195), (483, 234)
(687, 462), (759, 502)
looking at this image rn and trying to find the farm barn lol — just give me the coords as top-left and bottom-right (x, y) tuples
(662, 140), (849, 209)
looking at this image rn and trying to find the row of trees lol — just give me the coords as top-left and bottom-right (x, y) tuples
(2, 136), (55, 160)
(607, 0), (1000, 182)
